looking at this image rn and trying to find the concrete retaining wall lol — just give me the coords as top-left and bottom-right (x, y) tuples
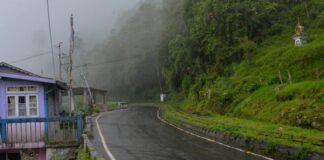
(82, 134), (105, 160)
(46, 148), (77, 160)
(81, 115), (106, 160)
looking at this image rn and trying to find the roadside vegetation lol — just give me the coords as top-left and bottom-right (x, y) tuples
(87, 0), (323, 156)
(77, 145), (93, 160)
(159, 0), (323, 130)
(157, 0), (324, 156)
(163, 105), (324, 153)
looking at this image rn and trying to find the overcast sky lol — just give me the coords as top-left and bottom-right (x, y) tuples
(0, 0), (141, 77)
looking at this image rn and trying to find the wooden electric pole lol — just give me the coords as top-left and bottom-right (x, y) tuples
(80, 66), (95, 107)
(57, 42), (63, 81)
(68, 14), (75, 114)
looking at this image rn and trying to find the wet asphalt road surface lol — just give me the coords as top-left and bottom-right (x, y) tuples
(95, 106), (266, 160)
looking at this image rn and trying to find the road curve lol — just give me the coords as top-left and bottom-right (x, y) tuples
(95, 106), (266, 160)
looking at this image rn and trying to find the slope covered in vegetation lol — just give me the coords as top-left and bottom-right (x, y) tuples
(159, 0), (324, 131)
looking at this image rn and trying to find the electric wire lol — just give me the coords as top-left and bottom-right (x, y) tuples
(10, 51), (52, 64)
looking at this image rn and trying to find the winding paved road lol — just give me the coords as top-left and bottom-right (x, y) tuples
(93, 106), (267, 160)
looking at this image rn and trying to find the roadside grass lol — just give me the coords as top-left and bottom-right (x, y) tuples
(162, 105), (324, 153)
(231, 80), (324, 130)
(132, 102), (163, 108)
(77, 145), (94, 160)
(107, 102), (119, 110)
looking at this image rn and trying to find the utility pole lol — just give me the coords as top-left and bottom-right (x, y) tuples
(155, 63), (165, 103)
(57, 42), (64, 113)
(80, 66), (95, 106)
(46, 0), (56, 79)
(68, 14), (75, 114)
(57, 42), (63, 81)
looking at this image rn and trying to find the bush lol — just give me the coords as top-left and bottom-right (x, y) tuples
(293, 147), (310, 160)
(268, 77), (281, 85)
(248, 83), (261, 93)
(77, 146), (92, 160)
(276, 91), (296, 101)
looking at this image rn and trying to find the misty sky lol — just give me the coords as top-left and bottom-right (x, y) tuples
(0, 0), (141, 77)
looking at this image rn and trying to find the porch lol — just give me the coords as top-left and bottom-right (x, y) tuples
(0, 114), (83, 150)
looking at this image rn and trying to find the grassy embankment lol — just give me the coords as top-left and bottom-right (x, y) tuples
(163, 29), (324, 154)
(163, 105), (323, 154)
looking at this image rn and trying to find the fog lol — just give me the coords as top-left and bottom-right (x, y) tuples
(82, 0), (165, 99)
(0, 0), (169, 99)
(0, 0), (141, 77)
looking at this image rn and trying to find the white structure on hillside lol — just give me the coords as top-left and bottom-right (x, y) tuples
(160, 93), (167, 103)
(292, 17), (307, 47)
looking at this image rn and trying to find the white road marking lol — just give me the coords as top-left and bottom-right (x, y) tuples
(156, 107), (274, 160)
(96, 112), (117, 160)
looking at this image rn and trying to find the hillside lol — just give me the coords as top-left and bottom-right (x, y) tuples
(159, 0), (324, 130)
(154, 0), (324, 156)
(179, 29), (324, 131)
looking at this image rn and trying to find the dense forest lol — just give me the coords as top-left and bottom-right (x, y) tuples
(87, 0), (323, 130)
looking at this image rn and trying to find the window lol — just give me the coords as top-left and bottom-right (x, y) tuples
(18, 96), (27, 116)
(29, 96), (37, 116)
(28, 86), (37, 92)
(6, 85), (39, 117)
(7, 86), (37, 93)
(7, 95), (38, 117)
(19, 87), (26, 92)
(7, 87), (18, 92)
(8, 96), (16, 117)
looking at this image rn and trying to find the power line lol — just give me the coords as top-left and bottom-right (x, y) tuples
(10, 51), (52, 64)
(46, 0), (56, 78)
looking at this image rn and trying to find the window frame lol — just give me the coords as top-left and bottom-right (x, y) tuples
(7, 96), (16, 117)
(17, 95), (27, 117)
(6, 85), (38, 94)
(28, 95), (38, 117)
(7, 95), (39, 118)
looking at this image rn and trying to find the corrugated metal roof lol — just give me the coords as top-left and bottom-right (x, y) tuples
(0, 62), (68, 89)
(0, 62), (41, 77)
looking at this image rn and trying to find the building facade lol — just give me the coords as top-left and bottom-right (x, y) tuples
(0, 62), (82, 160)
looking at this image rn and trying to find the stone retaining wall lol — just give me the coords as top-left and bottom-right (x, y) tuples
(46, 148), (77, 160)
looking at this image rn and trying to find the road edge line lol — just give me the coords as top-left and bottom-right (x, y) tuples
(156, 107), (274, 160)
(96, 112), (117, 160)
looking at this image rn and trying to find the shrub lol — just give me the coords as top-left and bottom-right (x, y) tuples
(248, 83), (261, 93)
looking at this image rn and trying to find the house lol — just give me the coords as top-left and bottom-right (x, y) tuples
(0, 62), (83, 160)
(62, 87), (108, 109)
